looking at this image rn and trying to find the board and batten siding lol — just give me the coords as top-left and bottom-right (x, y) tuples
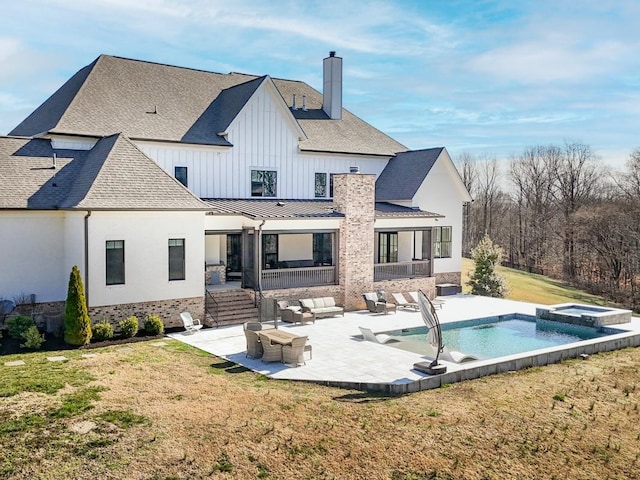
(136, 85), (392, 199)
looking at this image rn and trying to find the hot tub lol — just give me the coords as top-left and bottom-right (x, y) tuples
(535, 303), (632, 327)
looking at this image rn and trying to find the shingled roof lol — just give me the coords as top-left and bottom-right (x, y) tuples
(375, 148), (444, 202)
(10, 55), (407, 156)
(0, 134), (208, 210)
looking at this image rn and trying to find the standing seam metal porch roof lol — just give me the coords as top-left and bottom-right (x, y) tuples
(203, 198), (441, 220)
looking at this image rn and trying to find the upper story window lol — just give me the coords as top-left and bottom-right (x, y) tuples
(329, 173), (335, 198)
(251, 170), (277, 197)
(175, 166), (188, 188)
(315, 173), (327, 197)
(168, 238), (185, 281)
(433, 226), (452, 258)
(106, 240), (125, 285)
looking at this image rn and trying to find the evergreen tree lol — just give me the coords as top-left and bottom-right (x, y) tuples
(467, 235), (507, 298)
(64, 265), (92, 345)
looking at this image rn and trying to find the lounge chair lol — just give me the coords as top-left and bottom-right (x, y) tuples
(282, 335), (309, 366)
(358, 326), (400, 344)
(243, 322), (264, 359)
(391, 293), (419, 311)
(180, 312), (202, 333)
(409, 291), (444, 309)
(258, 332), (283, 362)
(363, 292), (397, 314)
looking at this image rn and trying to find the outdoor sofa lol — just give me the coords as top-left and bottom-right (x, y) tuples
(299, 297), (344, 318)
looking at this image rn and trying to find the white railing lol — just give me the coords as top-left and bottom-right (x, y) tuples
(374, 260), (431, 282)
(261, 266), (337, 290)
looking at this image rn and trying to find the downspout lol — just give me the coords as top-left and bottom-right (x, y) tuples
(84, 210), (92, 306)
(257, 219), (266, 295)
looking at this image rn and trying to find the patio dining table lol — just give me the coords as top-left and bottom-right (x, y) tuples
(259, 329), (301, 346)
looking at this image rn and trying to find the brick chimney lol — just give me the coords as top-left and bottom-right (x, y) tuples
(322, 51), (342, 120)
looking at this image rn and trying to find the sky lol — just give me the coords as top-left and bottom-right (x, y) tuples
(1, 0), (639, 169)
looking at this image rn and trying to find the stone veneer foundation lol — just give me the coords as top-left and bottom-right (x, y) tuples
(88, 296), (204, 329)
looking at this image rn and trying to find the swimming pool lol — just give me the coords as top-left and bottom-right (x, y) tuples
(536, 303), (632, 327)
(388, 314), (618, 360)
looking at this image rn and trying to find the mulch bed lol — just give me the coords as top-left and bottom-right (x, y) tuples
(0, 327), (186, 356)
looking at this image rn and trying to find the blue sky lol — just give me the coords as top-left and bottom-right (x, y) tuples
(1, 0), (639, 168)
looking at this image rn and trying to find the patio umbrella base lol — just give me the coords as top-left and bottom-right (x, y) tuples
(414, 361), (447, 375)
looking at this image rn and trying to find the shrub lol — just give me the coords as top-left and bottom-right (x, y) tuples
(144, 314), (164, 335)
(21, 325), (45, 350)
(119, 316), (139, 338)
(92, 321), (114, 342)
(467, 235), (507, 298)
(64, 265), (92, 346)
(6, 315), (35, 339)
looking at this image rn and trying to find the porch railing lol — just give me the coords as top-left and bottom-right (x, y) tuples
(374, 260), (431, 282)
(261, 266), (336, 290)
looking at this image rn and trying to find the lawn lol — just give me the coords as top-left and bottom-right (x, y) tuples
(1, 266), (638, 479)
(1, 337), (639, 479)
(461, 257), (617, 307)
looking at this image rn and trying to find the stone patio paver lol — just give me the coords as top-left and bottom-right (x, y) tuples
(4, 360), (26, 367)
(47, 356), (68, 362)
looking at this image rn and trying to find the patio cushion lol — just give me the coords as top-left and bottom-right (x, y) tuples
(287, 306), (302, 312)
(322, 297), (336, 307)
(312, 298), (325, 308)
(300, 299), (315, 309)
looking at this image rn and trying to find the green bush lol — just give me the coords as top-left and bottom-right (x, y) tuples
(64, 265), (92, 346)
(119, 316), (139, 338)
(21, 326), (44, 350)
(92, 321), (114, 342)
(6, 315), (35, 339)
(144, 314), (164, 335)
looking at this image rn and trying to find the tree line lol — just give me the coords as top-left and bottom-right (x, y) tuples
(458, 142), (640, 312)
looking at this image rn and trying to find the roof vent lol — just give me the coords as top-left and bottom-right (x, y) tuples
(146, 105), (158, 114)
(292, 94), (297, 110)
(52, 153), (57, 170)
(302, 95), (307, 111)
(350, 166), (360, 174)
(276, 201), (285, 207)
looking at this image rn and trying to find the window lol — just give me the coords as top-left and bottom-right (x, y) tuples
(106, 240), (125, 285)
(433, 226), (452, 258)
(313, 233), (333, 265)
(378, 232), (398, 263)
(329, 173), (335, 198)
(175, 166), (188, 188)
(315, 173), (327, 197)
(251, 170), (277, 197)
(169, 238), (185, 281)
(262, 234), (278, 269)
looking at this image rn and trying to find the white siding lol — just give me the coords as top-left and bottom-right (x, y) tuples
(412, 151), (468, 274)
(0, 211), (68, 302)
(87, 211), (204, 307)
(135, 84), (392, 200)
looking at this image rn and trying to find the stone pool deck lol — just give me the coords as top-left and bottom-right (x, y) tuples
(169, 295), (640, 393)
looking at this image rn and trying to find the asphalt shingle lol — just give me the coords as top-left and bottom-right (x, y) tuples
(375, 148), (444, 202)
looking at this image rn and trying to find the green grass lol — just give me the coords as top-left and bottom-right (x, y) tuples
(0, 356), (95, 397)
(461, 258), (617, 306)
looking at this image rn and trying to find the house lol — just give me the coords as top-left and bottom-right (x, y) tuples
(0, 52), (471, 328)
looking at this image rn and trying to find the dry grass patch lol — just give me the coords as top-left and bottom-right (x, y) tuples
(1, 340), (639, 479)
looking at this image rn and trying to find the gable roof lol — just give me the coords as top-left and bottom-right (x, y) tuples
(10, 55), (407, 156)
(0, 134), (208, 210)
(375, 148), (444, 201)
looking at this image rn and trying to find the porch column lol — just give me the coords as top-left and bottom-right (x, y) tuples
(333, 173), (376, 310)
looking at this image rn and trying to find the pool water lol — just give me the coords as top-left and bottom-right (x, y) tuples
(555, 306), (608, 316)
(394, 316), (611, 360)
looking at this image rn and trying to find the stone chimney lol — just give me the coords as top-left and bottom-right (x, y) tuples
(322, 51), (342, 120)
(332, 173), (376, 310)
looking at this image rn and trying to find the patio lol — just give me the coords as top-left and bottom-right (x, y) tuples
(169, 294), (640, 393)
